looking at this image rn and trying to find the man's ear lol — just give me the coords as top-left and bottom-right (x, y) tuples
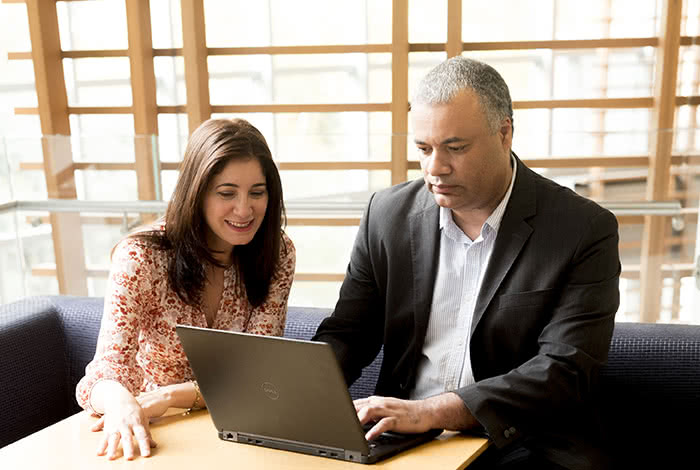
(499, 117), (513, 150)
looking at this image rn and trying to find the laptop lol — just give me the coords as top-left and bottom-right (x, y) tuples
(175, 325), (443, 464)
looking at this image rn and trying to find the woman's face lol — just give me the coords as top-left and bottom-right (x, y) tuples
(203, 157), (269, 258)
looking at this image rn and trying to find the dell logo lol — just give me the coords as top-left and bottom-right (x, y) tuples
(262, 382), (279, 400)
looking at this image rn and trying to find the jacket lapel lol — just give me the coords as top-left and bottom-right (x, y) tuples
(409, 192), (440, 352)
(471, 156), (537, 336)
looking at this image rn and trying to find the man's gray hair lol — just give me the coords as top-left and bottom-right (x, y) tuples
(412, 56), (514, 134)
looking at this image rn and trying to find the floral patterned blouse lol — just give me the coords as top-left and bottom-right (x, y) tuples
(75, 231), (296, 415)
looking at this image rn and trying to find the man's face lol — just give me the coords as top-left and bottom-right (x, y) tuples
(412, 90), (513, 217)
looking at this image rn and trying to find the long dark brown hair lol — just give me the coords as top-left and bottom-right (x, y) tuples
(129, 118), (286, 307)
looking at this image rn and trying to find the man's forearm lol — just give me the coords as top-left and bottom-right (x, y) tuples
(422, 392), (480, 431)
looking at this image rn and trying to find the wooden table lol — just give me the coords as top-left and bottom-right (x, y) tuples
(0, 409), (490, 469)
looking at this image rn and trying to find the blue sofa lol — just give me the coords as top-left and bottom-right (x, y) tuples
(1, 295), (698, 468)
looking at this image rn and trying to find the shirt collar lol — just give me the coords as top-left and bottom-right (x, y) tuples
(439, 153), (517, 241)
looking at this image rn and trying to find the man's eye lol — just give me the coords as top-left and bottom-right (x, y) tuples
(448, 145), (466, 152)
(417, 147), (431, 155)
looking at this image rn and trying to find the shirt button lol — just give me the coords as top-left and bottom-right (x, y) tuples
(509, 427), (516, 434)
(503, 429), (511, 438)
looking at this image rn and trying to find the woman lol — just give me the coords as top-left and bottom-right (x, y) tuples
(75, 118), (296, 460)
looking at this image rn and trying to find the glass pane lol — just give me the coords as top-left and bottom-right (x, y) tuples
(158, 114), (188, 163)
(56, 0), (128, 50)
(150, 0), (183, 49)
(205, 0), (390, 47)
(0, 211), (26, 304)
(68, 135), (150, 164)
(459, 48), (655, 101)
(263, 112), (391, 162)
(209, 54), (390, 105)
(70, 114), (135, 136)
(287, 226), (359, 273)
(677, 46), (700, 97)
(11, 209), (59, 299)
(1, 59), (37, 115)
(0, 3), (31, 51)
(556, 0), (658, 39)
(288, 281), (343, 309)
(409, 0), (447, 43)
(464, 1), (658, 41)
(269, 0), (376, 46)
(155, 56), (186, 106)
(683, 0), (700, 35)
(553, 49), (654, 99)
(462, 1), (552, 42)
(204, 0), (270, 47)
(208, 55), (271, 105)
(282, 170), (389, 202)
(2, 137), (47, 201)
(273, 53), (389, 104)
(550, 109), (651, 156)
(63, 58), (132, 107)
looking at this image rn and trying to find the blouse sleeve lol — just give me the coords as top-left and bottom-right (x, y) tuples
(75, 238), (154, 414)
(245, 231), (296, 337)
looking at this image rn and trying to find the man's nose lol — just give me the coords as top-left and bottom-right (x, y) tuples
(425, 149), (450, 176)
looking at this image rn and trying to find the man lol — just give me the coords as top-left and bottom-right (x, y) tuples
(313, 57), (620, 469)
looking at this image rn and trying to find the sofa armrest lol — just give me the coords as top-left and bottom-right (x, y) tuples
(0, 298), (71, 448)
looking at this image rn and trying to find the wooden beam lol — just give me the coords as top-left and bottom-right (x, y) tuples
(446, 0), (462, 58)
(19, 154), (700, 173)
(209, 44), (392, 55)
(125, 0), (161, 209)
(391, 0), (409, 185)
(25, 0), (87, 296)
(180, 0), (211, 134)
(414, 37), (661, 53)
(210, 103), (391, 113)
(621, 263), (695, 279)
(640, 0), (683, 323)
(514, 97), (653, 109)
(287, 218), (362, 226)
(19, 97), (700, 116)
(294, 273), (346, 282)
(14, 106), (133, 115)
(9, 36), (700, 62)
(277, 161), (391, 171)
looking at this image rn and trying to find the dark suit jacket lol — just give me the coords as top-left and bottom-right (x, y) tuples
(313, 156), (620, 470)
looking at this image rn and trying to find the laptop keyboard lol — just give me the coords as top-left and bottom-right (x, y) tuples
(363, 424), (408, 449)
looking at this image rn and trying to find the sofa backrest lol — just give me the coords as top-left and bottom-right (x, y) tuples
(2, 294), (699, 463)
(597, 321), (700, 466)
(284, 306), (383, 400)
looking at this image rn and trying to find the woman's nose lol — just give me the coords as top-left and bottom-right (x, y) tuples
(232, 197), (253, 218)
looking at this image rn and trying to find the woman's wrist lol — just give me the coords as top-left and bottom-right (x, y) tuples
(92, 380), (137, 415)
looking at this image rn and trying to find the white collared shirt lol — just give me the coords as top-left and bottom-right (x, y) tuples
(410, 155), (517, 400)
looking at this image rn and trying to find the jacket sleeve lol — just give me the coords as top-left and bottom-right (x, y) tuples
(457, 209), (620, 449)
